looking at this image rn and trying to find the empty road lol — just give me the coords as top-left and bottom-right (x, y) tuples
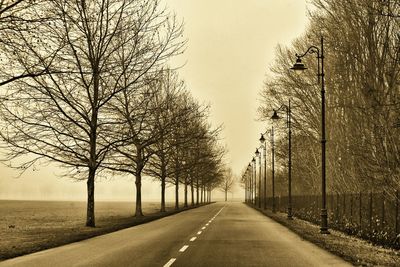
(0, 202), (351, 267)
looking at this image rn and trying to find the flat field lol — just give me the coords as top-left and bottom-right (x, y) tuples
(0, 200), (178, 260)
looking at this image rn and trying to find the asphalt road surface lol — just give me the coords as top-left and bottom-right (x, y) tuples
(0, 202), (352, 267)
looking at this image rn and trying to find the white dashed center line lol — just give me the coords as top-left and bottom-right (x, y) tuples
(162, 206), (226, 267)
(163, 258), (176, 267)
(179, 245), (189, 252)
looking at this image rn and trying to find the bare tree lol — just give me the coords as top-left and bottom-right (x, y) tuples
(258, 0), (400, 195)
(144, 72), (203, 212)
(168, 94), (202, 209)
(0, 0), (63, 87)
(219, 168), (234, 202)
(0, 0), (184, 226)
(104, 69), (191, 215)
(153, 94), (225, 209)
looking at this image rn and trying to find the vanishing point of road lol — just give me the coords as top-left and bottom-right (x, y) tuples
(0, 202), (351, 267)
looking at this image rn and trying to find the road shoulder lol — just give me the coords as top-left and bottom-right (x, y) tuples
(249, 204), (400, 267)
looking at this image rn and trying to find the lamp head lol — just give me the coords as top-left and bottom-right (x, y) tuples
(255, 148), (260, 156)
(252, 157), (256, 163)
(271, 110), (280, 120)
(259, 134), (265, 144)
(290, 57), (307, 73)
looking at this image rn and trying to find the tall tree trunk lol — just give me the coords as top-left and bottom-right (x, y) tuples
(175, 167), (179, 210)
(160, 160), (166, 212)
(191, 179), (194, 206)
(135, 146), (143, 217)
(86, 167), (95, 227)
(160, 176), (166, 212)
(184, 176), (188, 208)
(87, 100), (98, 227)
(135, 171), (143, 217)
(200, 184), (203, 203)
(203, 185), (206, 203)
(196, 177), (199, 205)
(225, 189), (227, 202)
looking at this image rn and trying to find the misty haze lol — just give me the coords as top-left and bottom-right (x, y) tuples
(0, 0), (399, 266)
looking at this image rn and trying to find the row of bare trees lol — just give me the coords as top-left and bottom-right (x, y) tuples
(0, 0), (227, 227)
(256, 0), (399, 198)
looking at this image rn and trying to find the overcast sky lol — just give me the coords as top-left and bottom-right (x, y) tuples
(0, 0), (309, 201)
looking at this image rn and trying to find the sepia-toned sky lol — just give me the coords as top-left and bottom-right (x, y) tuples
(0, 0), (308, 201)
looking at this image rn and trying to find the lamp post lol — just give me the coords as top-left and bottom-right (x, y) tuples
(259, 134), (267, 209)
(245, 166), (247, 203)
(247, 165), (251, 203)
(260, 127), (275, 212)
(291, 36), (329, 234)
(271, 99), (293, 220)
(247, 163), (251, 204)
(255, 149), (259, 207)
(249, 161), (253, 203)
(252, 157), (256, 205)
(255, 148), (262, 208)
(271, 127), (276, 212)
(248, 163), (252, 204)
(244, 168), (247, 203)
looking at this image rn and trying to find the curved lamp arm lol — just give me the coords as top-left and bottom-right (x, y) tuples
(295, 45), (320, 58)
(294, 44), (322, 83)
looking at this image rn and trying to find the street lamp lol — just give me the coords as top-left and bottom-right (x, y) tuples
(291, 36), (329, 234)
(252, 157), (256, 205)
(244, 167), (247, 203)
(260, 127), (276, 212)
(255, 147), (262, 208)
(247, 164), (251, 203)
(244, 172), (246, 203)
(248, 161), (253, 203)
(259, 134), (267, 209)
(247, 163), (251, 203)
(271, 127), (276, 213)
(271, 99), (293, 220)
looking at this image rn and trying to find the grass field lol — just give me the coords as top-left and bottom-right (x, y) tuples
(0, 200), (183, 260)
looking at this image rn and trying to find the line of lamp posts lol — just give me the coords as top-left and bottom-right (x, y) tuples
(244, 37), (330, 234)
